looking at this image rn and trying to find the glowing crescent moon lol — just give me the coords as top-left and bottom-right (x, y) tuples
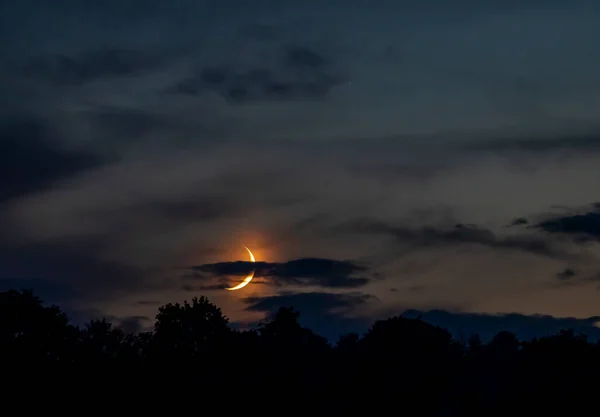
(225, 246), (256, 291)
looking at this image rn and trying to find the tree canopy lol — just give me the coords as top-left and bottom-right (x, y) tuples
(0, 289), (596, 414)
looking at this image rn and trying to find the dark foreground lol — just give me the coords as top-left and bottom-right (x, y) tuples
(1, 289), (597, 414)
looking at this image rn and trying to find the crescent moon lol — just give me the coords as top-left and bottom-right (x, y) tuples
(225, 246), (256, 291)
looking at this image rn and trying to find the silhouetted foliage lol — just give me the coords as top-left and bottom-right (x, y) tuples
(467, 332), (483, 353)
(0, 289), (76, 370)
(1, 288), (599, 414)
(152, 296), (231, 358)
(259, 306), (329, 353)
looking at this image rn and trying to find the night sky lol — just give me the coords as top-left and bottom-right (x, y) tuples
(2, 0), (600, 342)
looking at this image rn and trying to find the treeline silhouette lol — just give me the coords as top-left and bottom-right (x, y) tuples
(1, 289), (597, 414)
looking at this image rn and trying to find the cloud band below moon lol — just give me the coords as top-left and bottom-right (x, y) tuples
(189, 257), (371, 289)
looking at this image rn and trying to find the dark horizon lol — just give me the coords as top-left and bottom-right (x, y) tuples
(1, 288), (596, 413)
(8, 286), (600, 345)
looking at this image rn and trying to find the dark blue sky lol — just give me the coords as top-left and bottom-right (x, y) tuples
(2, 0), (600, 341)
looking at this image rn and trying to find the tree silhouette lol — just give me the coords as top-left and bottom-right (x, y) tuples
(152, 296), (231, 360)
(468, 332), (483, 353)
(0, 289), (75, 371)
(335, 332), (360, 353)
(258, 306), (328, 352)
(361, 315), (454, 356)
(1, 288), (599, 413)
(78, 319), (130, 364)
(359, 315), (457, 412)
(488, 330), (520, 360)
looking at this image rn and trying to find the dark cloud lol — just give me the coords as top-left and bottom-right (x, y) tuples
(242, 291), (375, 341)
(464, 134), (600, 154)
(0, 238), (159, 330)
(130, 195), (241, 224)
(0, 240), (146, 305)
(338, 219), (567, 258)
(534, 203), (600, 242)
(190, 258), (371, 289)
(168, 43), (344, 102)
(245, 291), (373, 313)
(182, 280), (269, 291)
(0, 278), (78, 305)
(182, 283), (223, 291)
(556, 268), (576, 281)
(283, 45), (326, 68)
(549, 268), (600, 289)
(508, 217), (529, 227)
(401, 309), (600, 342)
(0, 119), (103, 202)
(89, 107), (177, 142)
(240, 292), (600, 343)
(11, 48), (165, 85)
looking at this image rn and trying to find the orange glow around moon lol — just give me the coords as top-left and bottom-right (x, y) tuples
(225, 246), (256, 291)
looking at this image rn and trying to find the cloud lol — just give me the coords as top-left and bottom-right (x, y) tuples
(86, 106), (178, 144)
(0, 119), (103, 202)
(168, 43), (344, 102)
(401, 309), (600, 342)
(534, 203), (600, 242)
(462, 133), (600, 155)
(245, 291), (373, 313)
(9, 47), (167, 86)
(242, 291), (375, 341)
(239, 293), (600, 343)
(508, 217), (529, 227)
(338, 219), (568, 258)
(0, 278), (77, 305)
(556, 268), (576, 281)
(0, 239), (148, 307)
(191, 257), (371, 289)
